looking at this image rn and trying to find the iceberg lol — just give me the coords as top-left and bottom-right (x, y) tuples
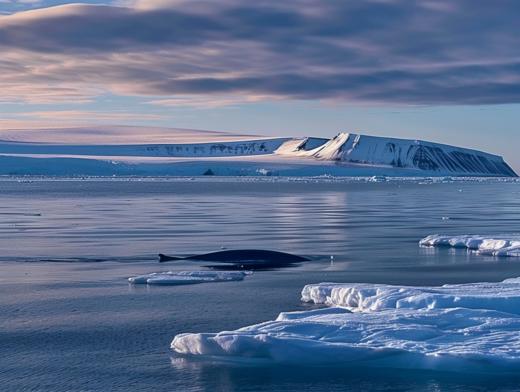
(420, 234), (520, 256)
(128, 270), (251, 285)
(171, 278), (520, 372)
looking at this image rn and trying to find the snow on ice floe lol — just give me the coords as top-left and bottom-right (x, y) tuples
(300, 280), (520, 313)
(128, 270), (251, 285)
(420, 234), (520, 257)
(171, 278), (520, 372)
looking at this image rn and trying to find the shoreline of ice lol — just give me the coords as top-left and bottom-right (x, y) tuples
(1, 175), (519, 184)
(171, 277), (520, 372)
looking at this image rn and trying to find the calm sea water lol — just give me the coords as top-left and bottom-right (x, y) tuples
(2, 178), (520, 391)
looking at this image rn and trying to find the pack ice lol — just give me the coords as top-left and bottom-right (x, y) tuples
(129, 270), (251, 285)
(172, 278), (520, 372)
(420, 234), (520, 257)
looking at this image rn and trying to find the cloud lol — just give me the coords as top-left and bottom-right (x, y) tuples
(1, 109), (167, 129)
(0, 1), (519, 106)
(18, 109), (164, 121)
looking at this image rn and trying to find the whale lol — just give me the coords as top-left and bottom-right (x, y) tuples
(158, 249), (309, 269)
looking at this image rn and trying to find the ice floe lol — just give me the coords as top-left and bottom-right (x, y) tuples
(171, 278), (520, 372)
(128, 270), (251, 285)
(301, 280), (520, 314)
(420, 234), (520, 256)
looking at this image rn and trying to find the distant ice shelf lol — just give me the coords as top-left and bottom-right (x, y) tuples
(171, 278), (520, 372)
(420, 234), (520, 257)
(0, 126), (515, 177)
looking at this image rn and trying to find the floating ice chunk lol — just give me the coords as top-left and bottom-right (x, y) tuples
(256, 168), (274, 176)
(128, 271), (172, 284)
(420, 234), (520, 256)
(172, 306), (520, 371)
(369, 175), (387, 182)
(147, 271), (251, 285)
(171, 277), (520, 371)
(128, 270), (251, 285)
(301, 280), (520, 314)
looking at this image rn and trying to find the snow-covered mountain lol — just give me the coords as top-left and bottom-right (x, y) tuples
(276, 133), (517, 177)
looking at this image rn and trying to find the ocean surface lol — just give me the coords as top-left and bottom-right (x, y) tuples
(2, 177), (520, 391)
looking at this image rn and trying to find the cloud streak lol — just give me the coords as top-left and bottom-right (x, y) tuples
(1, 109), (166, 129)
(1, 1), (520, 106)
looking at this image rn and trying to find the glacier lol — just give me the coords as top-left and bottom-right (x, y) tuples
(420, 234), (520, 257)
(0, 138), (288, 158)
(0, 126), (515, 177)
(276, 133), (516, 176)
(171, 278), (520, 372)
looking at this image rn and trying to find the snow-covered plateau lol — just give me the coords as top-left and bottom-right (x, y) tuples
(171, 277), (520, 372)
(0, 126), (516, 177)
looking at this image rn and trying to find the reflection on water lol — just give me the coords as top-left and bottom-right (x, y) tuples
(1, 179), (520, 267)
(2, 179), (520, 391)
(169, 356), (520, 392)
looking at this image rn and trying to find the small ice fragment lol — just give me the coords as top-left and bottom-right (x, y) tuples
(129, 270), (251, 285)
(128, 271), (173, 284)
(419, 234), (520, 257)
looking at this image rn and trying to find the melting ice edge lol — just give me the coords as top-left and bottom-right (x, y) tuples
(172, 276), (520, 372)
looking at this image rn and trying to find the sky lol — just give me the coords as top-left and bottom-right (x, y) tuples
(0, 0), (519, 169)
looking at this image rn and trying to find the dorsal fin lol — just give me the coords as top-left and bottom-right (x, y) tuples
(158, 253), (182, 262)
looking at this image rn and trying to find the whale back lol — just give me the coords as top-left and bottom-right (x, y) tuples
(185, 249), (308, 263)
